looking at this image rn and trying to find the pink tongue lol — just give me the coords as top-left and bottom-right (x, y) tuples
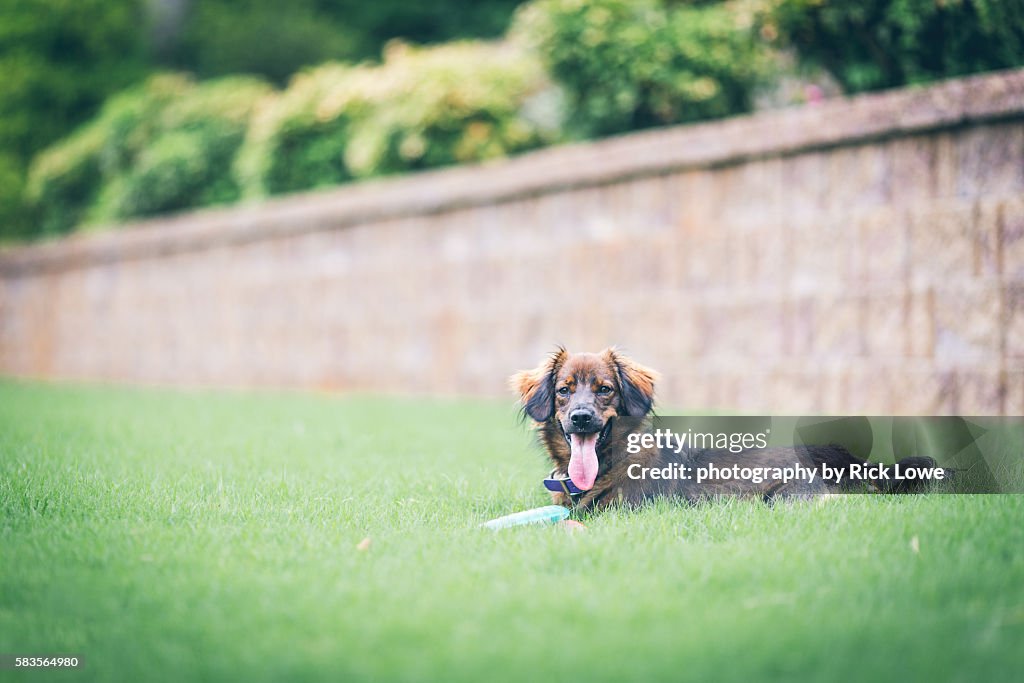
(568, 432), (600, 491)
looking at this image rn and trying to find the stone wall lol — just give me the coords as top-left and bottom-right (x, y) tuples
(2, 69), (1023, 414)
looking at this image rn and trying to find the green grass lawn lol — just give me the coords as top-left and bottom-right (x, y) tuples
(1, 380), (1022, 682)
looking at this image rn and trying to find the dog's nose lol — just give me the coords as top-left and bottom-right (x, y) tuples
(570, 411), (594, 428)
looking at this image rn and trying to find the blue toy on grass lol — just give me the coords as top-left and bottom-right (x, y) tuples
(482, 505), (570, 530)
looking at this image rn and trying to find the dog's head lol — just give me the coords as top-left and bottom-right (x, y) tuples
(510, 347), (658, 490)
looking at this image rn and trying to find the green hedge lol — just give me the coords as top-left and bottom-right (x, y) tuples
(28, 41), (557, 231)
(27, 74), (271, 235)
(511, 0), (774, 137)
(109, 76), (271, 217)
(0, 153), (32, 241)
(18, 1), (773, 237)
(24, 119), (107, 237)
(760, 0), (1024, 93)
(12, 0), (1024, 242)
(236, 40), (558, 197)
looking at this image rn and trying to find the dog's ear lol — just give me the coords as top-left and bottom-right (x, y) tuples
(604, 348), (659, 417)
(509, 347), (568, 422)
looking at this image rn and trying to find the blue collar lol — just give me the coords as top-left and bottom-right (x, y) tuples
(543, 477), (584, 497)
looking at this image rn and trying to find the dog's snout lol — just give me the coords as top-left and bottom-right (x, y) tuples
(570, 410), (594, 428)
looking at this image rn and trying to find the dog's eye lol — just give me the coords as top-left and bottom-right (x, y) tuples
(598, 385), (613, 395)
(557, 386), (570, 396)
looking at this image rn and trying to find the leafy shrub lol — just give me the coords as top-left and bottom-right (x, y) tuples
(0, 154), (33, 242)
(108, 76), (271, 218)
(511, 0), (774, 137)
(27, 74), (271, 234)
(24, 121), (107, 236)
(759, 0), (1024, 93)
(91, 75), (195, 181)
(236, 41), (559, 197)
(234, 64), (358, 196)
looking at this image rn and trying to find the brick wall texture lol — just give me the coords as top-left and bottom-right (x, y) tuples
(2, 69), (1023, 414)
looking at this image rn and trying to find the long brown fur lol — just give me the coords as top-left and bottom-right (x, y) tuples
(511, 348), (940, 513)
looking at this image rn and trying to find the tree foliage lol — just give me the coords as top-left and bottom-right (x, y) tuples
(161, 0), (527, 84)
(0, 0), (149, 239)
(760, 0), (1024, 93)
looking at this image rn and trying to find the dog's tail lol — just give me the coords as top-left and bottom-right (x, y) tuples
(877, 456), (947, 493)
(807, 446), (948, 493)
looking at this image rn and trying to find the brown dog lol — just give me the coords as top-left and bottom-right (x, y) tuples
(511, 347), (940, 512)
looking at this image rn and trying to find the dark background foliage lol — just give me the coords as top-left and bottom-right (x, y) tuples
(159, 0), (525, 84)
(761, 0), (1024, 93)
